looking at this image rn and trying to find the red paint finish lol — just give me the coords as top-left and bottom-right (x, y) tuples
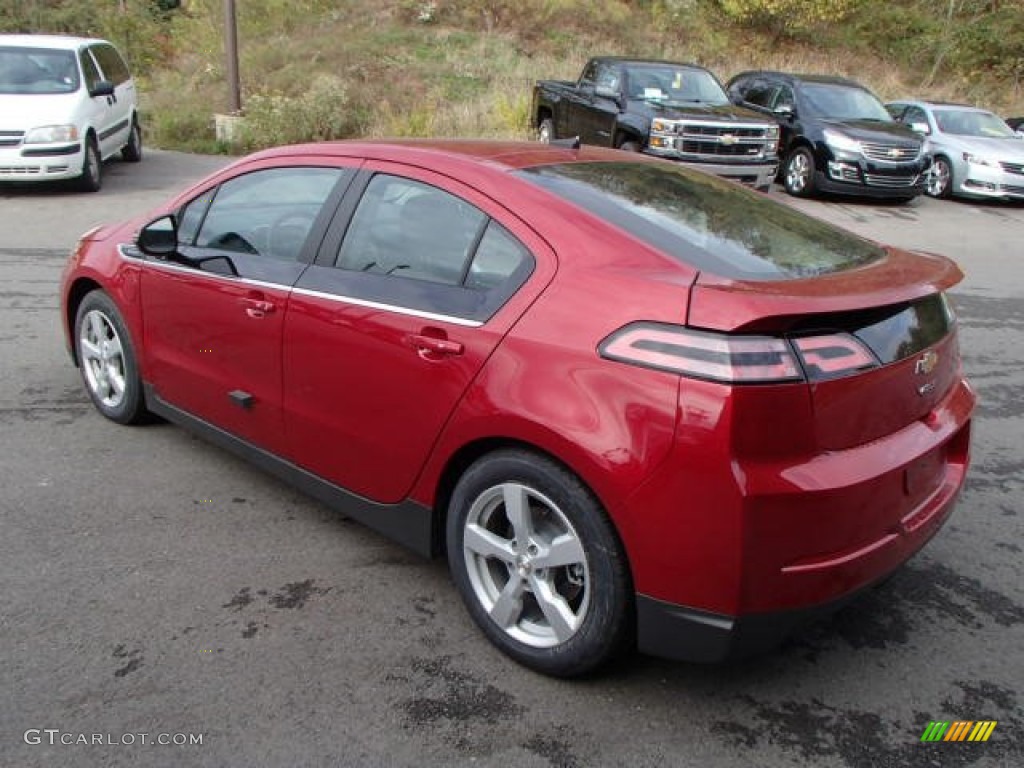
(60, 139), (976, 656)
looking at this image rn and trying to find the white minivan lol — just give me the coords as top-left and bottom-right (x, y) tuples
(0, 34), (141, 192)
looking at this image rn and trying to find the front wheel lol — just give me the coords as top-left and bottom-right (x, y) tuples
(77, 136), (102, 193)
(538, 118), (555, 144)
(783, 147), (816, 197)
(926, 156), (952, 198)
(446, 449), (632, 677)
(617, 139), (642, 152)
(74, 290), (148, 424)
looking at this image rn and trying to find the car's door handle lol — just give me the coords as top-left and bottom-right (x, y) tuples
(240, 297), (275, 319)
(405, 333), (463, 357)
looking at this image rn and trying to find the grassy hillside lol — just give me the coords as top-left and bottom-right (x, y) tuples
(6, 0), (1023, 152)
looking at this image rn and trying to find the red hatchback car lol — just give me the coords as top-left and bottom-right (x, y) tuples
(61, 140), (974, 676)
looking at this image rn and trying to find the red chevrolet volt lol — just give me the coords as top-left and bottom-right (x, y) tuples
(60, 140), (974, 676)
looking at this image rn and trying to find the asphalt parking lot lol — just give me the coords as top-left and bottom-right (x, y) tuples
(1, 151), (1021, 768)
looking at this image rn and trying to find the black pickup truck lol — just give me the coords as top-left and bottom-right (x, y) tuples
(532, 57), (781, 190)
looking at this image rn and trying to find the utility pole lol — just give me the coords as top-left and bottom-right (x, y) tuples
(224, 0), (241, 113)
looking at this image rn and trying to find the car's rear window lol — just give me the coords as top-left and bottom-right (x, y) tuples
(515, 161), (885, 280)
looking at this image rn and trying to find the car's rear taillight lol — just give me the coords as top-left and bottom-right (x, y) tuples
(791, 333), (879, 381)
(599, 323), (802, 383)
(600, 324), (884, 384)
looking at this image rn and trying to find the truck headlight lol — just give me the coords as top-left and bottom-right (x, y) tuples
(23, 125), (80, 144)
(651, 118), (673, 133)
(823, 128), (861, 154)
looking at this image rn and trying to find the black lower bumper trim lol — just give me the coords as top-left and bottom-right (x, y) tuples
(636, 587), (867, 663)
(21, 143), (81, 157)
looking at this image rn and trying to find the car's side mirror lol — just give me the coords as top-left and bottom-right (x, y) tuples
(137, 215), (178, 257)
(910, 121), (930, 135)
(89, 80), (115, 98)
(137, 214), (240, 276)
(774, 104), (795, 119)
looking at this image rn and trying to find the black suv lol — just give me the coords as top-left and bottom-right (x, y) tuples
(726, 71), (930, 201)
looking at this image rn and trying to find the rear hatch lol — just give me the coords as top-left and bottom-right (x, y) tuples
(689, 247), (963, 449)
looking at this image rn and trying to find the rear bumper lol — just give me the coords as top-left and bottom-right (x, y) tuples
(0, 143), (84, 182)
(637, 582), (868, 663)
(622, 374), (974, 662)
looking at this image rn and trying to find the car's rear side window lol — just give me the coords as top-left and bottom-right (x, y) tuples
(516, 161), (885, 280)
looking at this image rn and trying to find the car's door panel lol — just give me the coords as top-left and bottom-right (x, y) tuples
(282, 164), (556, 503)
(141, 164), (352, 452)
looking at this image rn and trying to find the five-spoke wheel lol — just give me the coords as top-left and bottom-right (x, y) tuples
(783, 147), (816, 197)
(74, 290), (147, 424)
(447, 449), (630, 677)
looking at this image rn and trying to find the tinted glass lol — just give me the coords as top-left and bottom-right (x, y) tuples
(0, 46), (79, 94)
(624, 65), (729, 106)
(337, 175), (486, 285)
(79, 50), (100, 91)
(466, 221), (532, 291)
(800, 82), (892, 121)
(90, 43), (129, 85)
(740, 81), (775, 109)
(516, 161), (884, 280)
(934, 108), (1015, 138)
(195, 167), (343, 261)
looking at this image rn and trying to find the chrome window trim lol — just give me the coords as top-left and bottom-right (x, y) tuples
(117, 243), (483, 328)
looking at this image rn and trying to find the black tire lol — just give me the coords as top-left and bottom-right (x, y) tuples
(74, 290), (148, 424)
(926, 156), (952, 199)
(617, 138), (642, 152)
(122, 118), (143, 162)
(538, 118), (555, 144)
(782, 146), (816, 197)
(77, 136), (102, 193)
(446, 449), (632, 677)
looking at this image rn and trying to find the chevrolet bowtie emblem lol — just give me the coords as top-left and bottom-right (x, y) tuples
(915, 350), (939, 375)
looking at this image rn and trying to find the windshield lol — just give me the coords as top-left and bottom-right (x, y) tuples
(934, 109), (1016, 138)
(0, 46), (80, 95)
(624, 65), (729, 107)
(516, 161), (884, 281)
(801, 82), (892, 122)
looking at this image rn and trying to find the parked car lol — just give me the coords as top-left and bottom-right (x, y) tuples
(726, 71), (930, 201)
(533, 57), (780, 190)
(61, 140), (974, 676)
(887, 101), (1024, 200)
(0, 34), (141, 191)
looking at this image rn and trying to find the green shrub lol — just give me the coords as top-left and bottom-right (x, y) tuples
(237, 75), (363, 151)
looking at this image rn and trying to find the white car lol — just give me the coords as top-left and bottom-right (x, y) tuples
(0, 34), (141, 192)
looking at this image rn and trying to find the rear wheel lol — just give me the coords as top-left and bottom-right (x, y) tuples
(446, 449), (632, 677)
(77, 136), (102, 193)
(122, 118), (142, 162)
(538, 118), (555, 144)
(74, 290), (147, 424)
(783, 147), (816, 197)
(926, 156), (952, 198)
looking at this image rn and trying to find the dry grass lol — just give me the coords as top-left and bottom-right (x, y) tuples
(141, 0), (1024, 153)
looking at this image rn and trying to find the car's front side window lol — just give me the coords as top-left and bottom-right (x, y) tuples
(192, 167), (343, 261)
